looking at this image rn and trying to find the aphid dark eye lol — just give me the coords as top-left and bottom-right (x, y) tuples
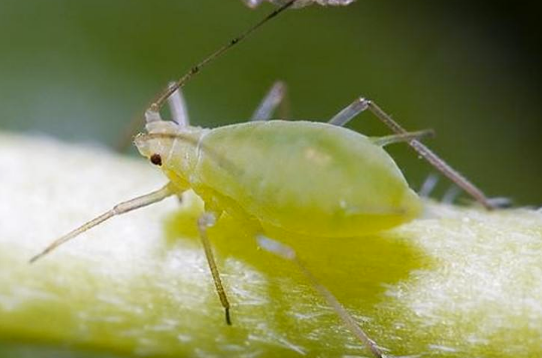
(150, 153), (162, 166)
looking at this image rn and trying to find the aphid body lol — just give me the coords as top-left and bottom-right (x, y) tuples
(136, 119), (421, 238)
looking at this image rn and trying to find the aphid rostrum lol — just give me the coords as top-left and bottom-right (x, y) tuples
(30, 1), (497, 357)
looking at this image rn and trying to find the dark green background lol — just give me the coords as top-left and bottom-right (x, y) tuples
(0, 0), (540, 205)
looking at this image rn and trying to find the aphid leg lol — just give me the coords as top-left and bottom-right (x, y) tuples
(372, 129), (435, 147)
(442, 185), (461, 205)
(418, 174), (440, 198)
(328, 97), (496, 210)
(242, 0), (265, 9)
(167, 82), (190, 127)
(197, 212), (232, 325)
(257, 235), (385, 358)
(29, 182), (179, 264)
(328, 97), (368, 127)
(486, 197), (513, 208)
(251, 81), (288, 121)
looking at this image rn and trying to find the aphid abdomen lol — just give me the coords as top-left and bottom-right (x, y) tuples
(192, 120), (422, 237)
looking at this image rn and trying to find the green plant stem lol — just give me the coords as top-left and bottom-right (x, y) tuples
(0, 133), (541, 357)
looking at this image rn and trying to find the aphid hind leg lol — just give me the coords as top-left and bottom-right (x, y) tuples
(251, 81), (289, 121)
(30, 182), (179, 264)
(197, 212), (232, 325)
(256, 235), (385, 358)
(167, 82), (190, 127)
(328, 97), (496, 210)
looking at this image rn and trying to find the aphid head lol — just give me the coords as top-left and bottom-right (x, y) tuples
(134, 110), (208, 185)
(133, 111), (178, 167)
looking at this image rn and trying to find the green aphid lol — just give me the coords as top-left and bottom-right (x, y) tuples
(30, 1), (496, 357)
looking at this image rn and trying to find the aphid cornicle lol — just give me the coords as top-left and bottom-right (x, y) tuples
(30, 1), (497, 357)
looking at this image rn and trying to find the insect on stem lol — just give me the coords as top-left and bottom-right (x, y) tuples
(149, 0), (299, 112)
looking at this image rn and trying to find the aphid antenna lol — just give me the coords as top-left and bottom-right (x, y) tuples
(147, 0), (298, 116)
(31, 0), (296, 262)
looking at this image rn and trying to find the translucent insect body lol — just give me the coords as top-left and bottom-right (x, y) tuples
(137, 117), (423, 238)
(30, 1), (497, 357)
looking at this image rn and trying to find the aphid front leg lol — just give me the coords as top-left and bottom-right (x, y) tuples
(30, 183), (179, 263)
(328, 97), (496, 210)
(197, 212), (232, 325)
(256, 235), (385, 358)
(251, 80), (289, 121)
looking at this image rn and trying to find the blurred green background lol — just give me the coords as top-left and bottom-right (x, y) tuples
(0, 0), (540, 204)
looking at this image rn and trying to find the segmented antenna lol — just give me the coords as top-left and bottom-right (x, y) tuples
(149, 0), (298, 112)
